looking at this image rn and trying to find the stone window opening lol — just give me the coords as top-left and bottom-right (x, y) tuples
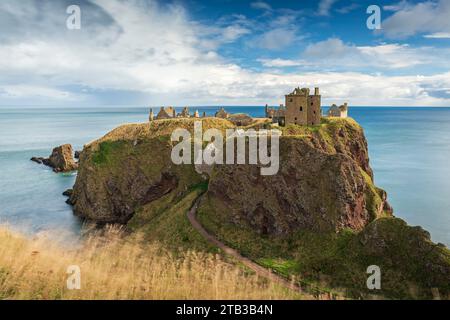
(299, 106), (303, 112)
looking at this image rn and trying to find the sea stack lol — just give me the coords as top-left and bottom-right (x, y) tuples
(31, 144), (78, 173)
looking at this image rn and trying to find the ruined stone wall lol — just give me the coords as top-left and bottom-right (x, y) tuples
(307, 95), (321, 125)
(285, 95), (308, 125)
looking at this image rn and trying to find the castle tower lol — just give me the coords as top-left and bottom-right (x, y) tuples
(149, 108), (154, 121)
(285, 87), (321, 126)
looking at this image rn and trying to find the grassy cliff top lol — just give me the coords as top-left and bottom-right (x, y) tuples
(86, 117), (236, 149)
(86, 116), (362, 149)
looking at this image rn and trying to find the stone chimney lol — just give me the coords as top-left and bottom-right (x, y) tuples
(149, 108), (154, 121)
(202, 111), (206, 118)
(314, 87), (320, 96)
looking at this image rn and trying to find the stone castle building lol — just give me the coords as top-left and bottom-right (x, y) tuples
(149, 86), (348, 125)
(215, 107), (229, 119)
(150, 106), (202, 121)
(266, 87), (322, 126)
(327, 103), (348, 118)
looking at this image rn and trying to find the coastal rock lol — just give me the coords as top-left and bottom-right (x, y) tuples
(63, 189), (73, 197)
(30, 157), (45, 164)
(70, 118), (388, 232)
(48, 144), (78, 172)
(63, 189), (74, 205)
(31, 144), (78, 172)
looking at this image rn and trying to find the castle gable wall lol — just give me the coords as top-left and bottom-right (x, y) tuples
(307, 95), (321, 125)
(285, 95), (308, 125)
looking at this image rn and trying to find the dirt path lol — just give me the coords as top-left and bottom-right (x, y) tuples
(187, 196), (320, 298)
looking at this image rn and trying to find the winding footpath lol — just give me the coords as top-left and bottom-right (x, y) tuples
(187, 196), (335, 299)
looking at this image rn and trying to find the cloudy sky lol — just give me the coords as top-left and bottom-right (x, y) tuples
(1, 0), (450, 107)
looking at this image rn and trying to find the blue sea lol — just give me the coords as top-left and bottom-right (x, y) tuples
(0, 106), (449, 246)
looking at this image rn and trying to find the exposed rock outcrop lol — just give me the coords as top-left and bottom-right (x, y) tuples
(31, 157), (45, 164)
(208, 141), (381, 235)
(48, 144), (78, 172)
(70, 118), (388, 232)
(69, 119), (219, 223)
(206, 119), (390, 235)
(31, 144), (78, 173)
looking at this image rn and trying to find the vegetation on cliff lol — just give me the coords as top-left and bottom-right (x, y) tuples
(68, 117), (449, 299)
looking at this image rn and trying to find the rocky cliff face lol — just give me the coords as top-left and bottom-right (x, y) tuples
(70, 119), (231, 223)
(71, 117), (388, 231)
(207, 118), (391, 235)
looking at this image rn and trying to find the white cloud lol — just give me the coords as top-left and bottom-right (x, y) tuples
(253, 28), (297, 50)
(0, 0), (450, 106)
(258, 58), (304, 67)
(382, 0), (450, 39)
(336, 3), (360, 14)
(304, 38), (349, 58)
(383, 0), (410, 12)
(0, 0), (253, 101)
(250, 1), (272, 11)
(221, 25), (252, 42)
(302, 38), (447, 69)
(424, 32), (450, 39)
(249, 7), (303, 51)
(318, 0), (338, 16)
(0, 85), (78, 100)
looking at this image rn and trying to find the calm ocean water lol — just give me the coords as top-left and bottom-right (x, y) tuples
(0, 106), (449, 246)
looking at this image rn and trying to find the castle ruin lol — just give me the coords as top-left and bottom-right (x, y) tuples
(266, 87), (322, 126)
(327, 103), (348, 118)
(149, 86), (348, 126)
(150, 106), (203, 121)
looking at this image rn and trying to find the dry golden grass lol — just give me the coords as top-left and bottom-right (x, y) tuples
(0, 226), (305, 300)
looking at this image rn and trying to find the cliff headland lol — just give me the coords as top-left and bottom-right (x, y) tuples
(68, 116), (449, 299)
